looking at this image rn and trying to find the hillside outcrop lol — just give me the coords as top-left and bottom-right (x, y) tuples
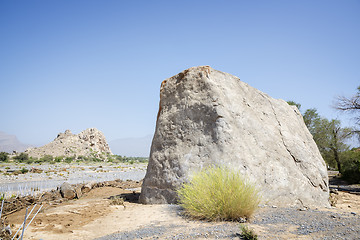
(25, 128), (112, 158)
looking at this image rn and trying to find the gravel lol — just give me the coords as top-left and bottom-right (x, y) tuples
(252, 206), (360, 239)
(95, 205), (360, 240)
(94, 222), (240, 240)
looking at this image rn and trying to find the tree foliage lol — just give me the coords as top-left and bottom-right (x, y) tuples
(0, 152), (9, 162)
(303, 109), (352, 171)
(13, 153), (29, 162)
(340, 149), (360, 183)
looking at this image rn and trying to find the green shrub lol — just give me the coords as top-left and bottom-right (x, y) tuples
(76, 155), (87, 161)
(40, 155), (54, 162)
(20, 167), (29, 174)
(0, 152), (9, 162)
(65, 156), (74, 163)
(177, 166), (261, 221)
(239, 224), (258, 240)
(13, 153), (29, 162)
(27, 157), (37, 164)
(54, 156), (64, 162)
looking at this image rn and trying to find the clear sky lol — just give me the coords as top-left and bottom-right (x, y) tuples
(0, 0), (359, 146)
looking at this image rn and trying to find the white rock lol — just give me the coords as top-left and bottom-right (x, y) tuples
(139, 66), (329, 208)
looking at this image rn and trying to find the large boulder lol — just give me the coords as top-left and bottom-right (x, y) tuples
(139, 66), (329, 208)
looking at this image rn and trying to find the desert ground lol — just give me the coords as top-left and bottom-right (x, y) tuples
(1, 164), (360, 240)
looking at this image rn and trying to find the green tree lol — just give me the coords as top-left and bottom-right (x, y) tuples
(303, 108), (321, 137)
(13, 152), (29, 162)
(340, 149), (360, 183)
(302, 108), (352, 171)
(0, 152), (9, 162)
(323, 119), (352, 173)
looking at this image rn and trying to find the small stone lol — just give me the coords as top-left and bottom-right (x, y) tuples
(74, 185), (83, 198)
(351, 212), (356, 216)
(238, 217), (247, 223)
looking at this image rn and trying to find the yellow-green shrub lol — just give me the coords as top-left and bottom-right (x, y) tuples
(177, 166), (260, 221)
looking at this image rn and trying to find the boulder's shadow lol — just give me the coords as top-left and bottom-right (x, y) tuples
(329, 172), (360, 193)
(109, 191), (140, 203)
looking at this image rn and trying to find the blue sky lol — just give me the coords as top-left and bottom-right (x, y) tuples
(0, 0), (359, 146)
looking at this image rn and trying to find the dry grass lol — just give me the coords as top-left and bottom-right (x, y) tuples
(177, 166), (260, 221)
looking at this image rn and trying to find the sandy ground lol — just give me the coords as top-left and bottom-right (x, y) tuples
(3, 169), (360, 240)
(7, 187), (240, 240)
(5, 185), (360, 240)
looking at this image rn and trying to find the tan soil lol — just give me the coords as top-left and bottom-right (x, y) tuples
(5, 186), (359, 240)
(4, 171), (360, 240)
(334, 191), (360, 213)
(6, 187), (190, 239)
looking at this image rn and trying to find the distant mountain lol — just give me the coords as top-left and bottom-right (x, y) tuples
(0, 131), (32, 153)
(109, 135), (153, 157)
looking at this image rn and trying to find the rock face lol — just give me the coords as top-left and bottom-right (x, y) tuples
(139, 66), (329, 208)
(25, 128), (112, 158)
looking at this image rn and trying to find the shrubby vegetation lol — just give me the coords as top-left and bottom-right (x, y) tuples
(239, 224), (258, 240)
(0, 152), (9, 162)
(13, 152), (29, 162)
(177, 166), (260, 221)
(340, 149), (360, 183)
(7, 152), (148, 164)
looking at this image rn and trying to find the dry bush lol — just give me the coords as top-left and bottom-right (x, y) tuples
(177, 166), (260, 221)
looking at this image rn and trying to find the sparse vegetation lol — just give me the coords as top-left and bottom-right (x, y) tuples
(40, 155), (54, 162)
(7, 152), (148, 165)
(20, 167), (28, 174)
(0, 152), (9, 162)
(65, 156), (75, 163)
(177, 166), (260, 221)
(239, 224), (258, 240)
(13, 153), (29, 162)
(110, 195), (125, 206)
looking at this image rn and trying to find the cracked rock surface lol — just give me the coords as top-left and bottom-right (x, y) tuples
(140, 66), (329, 208)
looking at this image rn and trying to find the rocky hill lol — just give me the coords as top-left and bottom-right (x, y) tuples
(25, 128), (113, 158)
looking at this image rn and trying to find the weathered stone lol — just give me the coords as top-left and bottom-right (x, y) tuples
(74, 184), (83, 199)
(81, 181), (96, 194)
(139, 66), (330, 208)
(60, 182), (76, 200)
(25, 128), (112, 159)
